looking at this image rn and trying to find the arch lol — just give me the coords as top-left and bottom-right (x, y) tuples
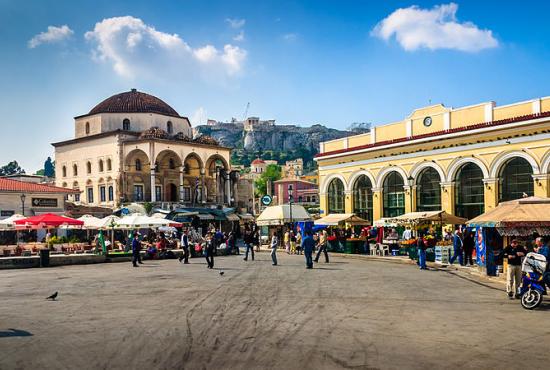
(155, 150), (182, 171)
(348, 170), (376, 192)
(183, 152), (204, 174)
(455, 162), (485, 219)
(167, 121), (173, 134)
(98, 159), (104, 172)
(489, 150), (540, 178)
(85, 122), (90, 135)
(327, 177), (345, 214)
(62, 165), (67, 178)
(446, 156), (490, 182)
(382, 171), (406, 217)
(61, 182), (68, 188)
(106, 158), (112, 171)
(72, 181), (79, 189)
(409, 161), (445, 183)
(352, 174), (374, 222)
(205, 154), (229, 172)
(416, 167), (441, 212)
(123, 118), (131, 131)
(375, 166), (408, 189)
(86, 161), (92, 174)
(125, 149), (150, 172)
(498, 157), (534, 202)
(540, 149), (550, 174)
(72, 164), (78, 176)
(321, 173), (348, 194)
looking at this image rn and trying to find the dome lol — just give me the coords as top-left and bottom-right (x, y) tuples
(88, 89), (181, 118)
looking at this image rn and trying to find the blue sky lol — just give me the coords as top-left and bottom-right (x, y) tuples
(1, 0), (550, 172)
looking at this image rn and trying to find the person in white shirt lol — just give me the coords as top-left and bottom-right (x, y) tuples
(402, 227), (413, 240)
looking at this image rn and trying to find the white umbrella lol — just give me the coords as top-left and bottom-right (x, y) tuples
(76, 215), (103, 229)
(0, 214), (26, 230)
(115, 214), (182, 229)
(94, 215), (121, 230)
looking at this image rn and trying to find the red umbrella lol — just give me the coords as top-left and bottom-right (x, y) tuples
(14, 213), (84, 229)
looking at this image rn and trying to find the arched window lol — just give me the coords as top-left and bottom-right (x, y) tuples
(455, 163), (484, 219)
(416, 168), (441, 212)
(106, 158), (112, 171)
(135, 159), (142, 171)
(169, 158), (176, 170)
(353, 175), (373, 222)
(98, 160), (104, 172)
(383, 171), (405, 217)
(73, 164), (78, 176)
(86, 161), (92, 174)
(167, 121), (173, 134)
(62, 166), (67, 178)
(499, 157), (534, 202)
(108, 186), (114, 201)
(85, 122), (90, 135)
(123, 118), (130, 131)
(327, 178), (345, 214)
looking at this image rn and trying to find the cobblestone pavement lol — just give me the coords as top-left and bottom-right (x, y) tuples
(0, 252), (548, 369)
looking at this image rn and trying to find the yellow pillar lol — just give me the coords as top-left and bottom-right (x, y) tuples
(372, 188), (383, 221)
(344, 191), (353, 214)
(533, 175), (550, 198)
(404, 185), (416, 213)
(483, 178), (499, 212)
(319, 192), (328, 216)
(440, 182), (455, 214)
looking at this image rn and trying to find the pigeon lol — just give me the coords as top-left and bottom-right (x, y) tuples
(46, 292), (58, 301)
(219, 271), (224, 276)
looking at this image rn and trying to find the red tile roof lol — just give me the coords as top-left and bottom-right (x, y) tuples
(315, 111), (550, 159)
(251, 158), (265, 165)
(0, 178), (79, 194)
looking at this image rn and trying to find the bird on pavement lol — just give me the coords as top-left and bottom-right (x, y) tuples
(46, 292), (58, 301)
(219, 271), (224, 276)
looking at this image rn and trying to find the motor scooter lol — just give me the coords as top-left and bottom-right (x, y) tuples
(519, 252), (549, 310)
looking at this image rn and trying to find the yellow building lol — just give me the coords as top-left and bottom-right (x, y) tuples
(315, 97), (550, 223)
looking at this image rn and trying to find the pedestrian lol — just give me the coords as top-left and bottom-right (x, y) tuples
(243, 227), (254, 261)
(302, 231), (315, 269)
(270, 232), (278, 266)
(535, 237), (549, 261)
(449, 228), (464, 266)
(463, 231), (475, 266)
(284, 230), (290, 254)
(179, 229), (190, 264)
(131, 233), (143, 267)
(402, 226), (412, 241)
(228, 231), (238, 255)
(295, 231), (302, 255)
(290, 231), (297, 255)
(503, 239), (526, 299)
(314, 229), (329, 263)
(417, 233), (427, 270)
(205, 233), (215, 269)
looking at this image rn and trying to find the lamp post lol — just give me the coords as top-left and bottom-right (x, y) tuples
(288, 184), (294, 228)
(20, 194), (26, 216)
(407, 176), (414, 213)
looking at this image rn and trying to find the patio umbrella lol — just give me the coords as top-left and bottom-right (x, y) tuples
(14, 213), (84, 229)
(115, 214), (182, 229)
(76, 215), (102, 229)
(0, 214), (26, 230)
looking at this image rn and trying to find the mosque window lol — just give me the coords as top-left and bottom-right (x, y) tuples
(73, 164), (78, 176)
(135, 159), (142, 171)
(167, 121), (173, 134)
(169, 158), (176, 170)
(106, 158), (112, 171)
(123, 118), (131, 131)
(62, 166), (67, 178)
(85, 122), (90, 135)
(86, 161), (92, 174)
(98, 160), (104, 172)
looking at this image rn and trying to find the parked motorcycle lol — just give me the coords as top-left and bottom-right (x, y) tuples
(519, 252), (549, 309)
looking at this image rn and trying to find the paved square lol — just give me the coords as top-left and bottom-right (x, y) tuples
(1, 253), (548, 369)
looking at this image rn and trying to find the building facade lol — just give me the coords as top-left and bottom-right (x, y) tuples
(316, 96), (550, 223)
(283, 158), (303, 178)
(53, 89), (234, 209)
(274, 179), (319, 206)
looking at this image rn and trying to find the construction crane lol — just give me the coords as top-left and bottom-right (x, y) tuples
(241, 102), (250, 121)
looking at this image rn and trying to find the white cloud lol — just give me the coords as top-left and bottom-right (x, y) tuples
(372, 3), (498, 52)
(225, 18), (245, 29)
(233, 30), (245, 42)
(85, 16), (246, 80)
(28, 25), (74, 48)
(282, 33), (297, 42)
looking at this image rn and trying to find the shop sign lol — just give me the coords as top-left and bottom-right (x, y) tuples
(261, 195), (272, 206)
(31, 198), (58, 208)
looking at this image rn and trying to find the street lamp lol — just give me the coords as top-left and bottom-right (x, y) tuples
(20, 194), (26, 216)
(407, 176), (414, 213)
(288, 184), (294, 228)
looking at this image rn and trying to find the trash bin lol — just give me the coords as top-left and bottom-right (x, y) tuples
(39, 248), (50, 267)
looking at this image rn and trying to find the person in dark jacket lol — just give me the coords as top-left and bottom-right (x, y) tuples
(302, 231), (315, 269)
(243, 228), (254, 261)
(449, 228), (464, 266)
(179, 229), (190, 264)
(463, 231), (475, 266)
(205, 233), (215, 269)
(417, 233), (427, 270)
(131, 233), (143, 267)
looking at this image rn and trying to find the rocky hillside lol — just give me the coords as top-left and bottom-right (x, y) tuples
(194, 121), (368, 169)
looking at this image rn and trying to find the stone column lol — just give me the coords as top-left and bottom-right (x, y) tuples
(200, 168), (206, 203)
(440, 181), (455, 215)
(344, 190), (353, 214)
(372, 187), (383, 221)
(533, 174), (550, 198)
(179, 166), (184, 202)
(483, 178), (499, 212)
(225, 172), (231, 205)
(150, 169), (156, 202)
(403, 185), (416, 213)
(319, 192), (328, 216)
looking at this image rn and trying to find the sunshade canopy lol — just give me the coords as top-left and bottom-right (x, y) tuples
(0, 214), (26, 230)
(256, 204), (312, 226)
(14, 213), (84, 228)
(467, 196), (550, 228)
(388, 211), (466, 225)
(314, 213), (370, 226)
(115, 214), (182, 229)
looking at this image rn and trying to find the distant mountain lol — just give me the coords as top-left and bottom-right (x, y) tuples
(194, 120), (369, 170)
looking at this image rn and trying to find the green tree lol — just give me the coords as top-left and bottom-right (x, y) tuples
(35, 169), (45, 176)
(254, 164), (281, 196)
(0, 160), (25, 176)
(44, 157), (55, 177)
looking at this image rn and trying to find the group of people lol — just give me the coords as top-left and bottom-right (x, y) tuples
(269, 229), (329, 268)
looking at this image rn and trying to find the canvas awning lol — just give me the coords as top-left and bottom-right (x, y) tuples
(238, 213), (255, 221)
(115, 214), (182, 229)
(388, 211), (466, 225)
(467, 196), (550, 228)
(373, 218), (398, 228)
(14, 213), (84, 229)
(314, 213), (370, 226)
(225, 213), (240, 222)
(196, 213), (215, 220)
(256, 204), (312, 226)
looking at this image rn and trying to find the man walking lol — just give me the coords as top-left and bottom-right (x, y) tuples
(314, 229), (329, 263)
(205, 233), (215, 269)
(449, 228), (463, 266)
(270, 232), (278, 266)
(131, 233), (143, 267)
(503, 239), (526, 299)
(417, 233), (427, 270)
(179, 229), (190, 264)
(463, 231), (475, 266)
(243, 227), (254, 261)
(302, 231), (315, 269)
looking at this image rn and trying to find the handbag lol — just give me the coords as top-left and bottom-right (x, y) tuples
(194, 243), (202, 252)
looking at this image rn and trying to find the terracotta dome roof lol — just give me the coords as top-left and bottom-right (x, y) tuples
(251, 158), (265, 165)
(88, 89), (181, 118)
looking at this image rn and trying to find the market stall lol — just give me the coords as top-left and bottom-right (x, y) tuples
(467, 196), (550, 276)
(256, 204), (312, 226)
(315, 213), (370, 254)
